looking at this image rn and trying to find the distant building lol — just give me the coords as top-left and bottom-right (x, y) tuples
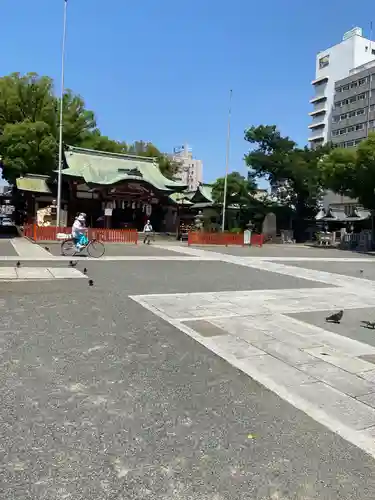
(309, 27), (375, 148)
(330, 61), (375, 147)
(172, 144), (203, 192)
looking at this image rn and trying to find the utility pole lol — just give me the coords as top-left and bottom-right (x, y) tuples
(56, 0), (68, 227)
(221, 89), (232, 232)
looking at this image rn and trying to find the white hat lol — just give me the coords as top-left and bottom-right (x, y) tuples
(77, 213), (85, 222)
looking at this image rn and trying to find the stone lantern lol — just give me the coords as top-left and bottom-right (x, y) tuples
(194, 211), (204, 231)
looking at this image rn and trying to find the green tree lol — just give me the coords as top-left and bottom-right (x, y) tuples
(0, 121), (57, 183)
(212, 171), (256, 207)
(80, 129), (128, 154)
(244, 125), (331, 236)
(127, 140), (179, 180)
(320, 132), (375, 210)
(0, 72), (99, 183)
(0, 72), (179, 183)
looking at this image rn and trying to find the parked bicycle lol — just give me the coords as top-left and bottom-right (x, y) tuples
(61, 237), (105, 258)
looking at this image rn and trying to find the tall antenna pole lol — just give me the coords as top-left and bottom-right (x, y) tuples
(221, 89), (232, 232)
(56, 0), (68, 227)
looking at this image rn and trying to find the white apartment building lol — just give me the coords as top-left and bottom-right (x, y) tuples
(172, 144), (203, 191)
(309, 27), (375, 147)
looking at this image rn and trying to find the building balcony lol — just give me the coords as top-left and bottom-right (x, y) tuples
(311, 76), (329, 86)
(310, 95), (327, 105)
(308, 121), (326, 130)
(309, 110), (327, 119)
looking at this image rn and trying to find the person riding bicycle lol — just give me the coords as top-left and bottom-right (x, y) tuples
(72, 213), (88, 251)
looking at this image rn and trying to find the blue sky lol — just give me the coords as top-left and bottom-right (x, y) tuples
(2, 0), (375, 185)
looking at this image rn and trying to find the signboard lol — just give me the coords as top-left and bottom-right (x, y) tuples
(343, 27), (362, 41)
(104, 208), (113, 216)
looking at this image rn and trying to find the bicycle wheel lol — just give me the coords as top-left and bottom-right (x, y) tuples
(61, 239), (77, 256)
(87, 239), (105, 258)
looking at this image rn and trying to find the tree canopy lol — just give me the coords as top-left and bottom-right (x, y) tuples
(244, 125), (331, 222)
(211, 171), (256, 207)
(320, 132), (375, 211)
(0, 72), (178, 183)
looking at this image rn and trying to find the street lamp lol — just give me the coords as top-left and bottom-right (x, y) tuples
(56, 0), (68, 227)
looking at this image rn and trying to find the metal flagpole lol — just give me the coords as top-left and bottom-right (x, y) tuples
(221, 89), (232, 232)
(56, 0), (68, 227)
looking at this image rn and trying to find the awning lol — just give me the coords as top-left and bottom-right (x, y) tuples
(16, 177), (51, 194)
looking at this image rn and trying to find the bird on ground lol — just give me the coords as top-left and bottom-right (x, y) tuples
(16, 261), (20, 268)
(326, 310), (344, 323)
(361, 320), (375, 329)
(83, 268), (87, 274)
(88, 279), (94, 287)
(69, 261), (78, 267)
(360, 269), (364, 275)
(44, 246), (50, 252)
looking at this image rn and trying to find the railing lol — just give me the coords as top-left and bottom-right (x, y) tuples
(188, 231), (264, 247)
(23, 225), (138, 244)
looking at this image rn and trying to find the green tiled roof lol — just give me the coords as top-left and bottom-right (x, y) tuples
(16, 176), (51, 194)
(198, 184), (213, 203)
(62, 147), (187, 192)
(190, 183), (214, 204)
(169, 192), (194, 205)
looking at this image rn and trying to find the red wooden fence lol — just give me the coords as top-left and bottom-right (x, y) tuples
(188, 231), (264, 247)
(23, 225), (138, 244)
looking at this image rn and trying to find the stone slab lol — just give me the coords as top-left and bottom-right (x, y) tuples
(182, 319), (228, 337)
(0, 267), (17, 279)
(239, 354), (316, 387)
(358, 392), (375, 409)
(291, 381), (375, 430)
(298, 361), (375, 397)
(47, 267), (86, 279)
(304, 346), (375, 374)
(210, 334), (266, 359)
(251, 339), (319, 365)
(16, 267), (53, 280)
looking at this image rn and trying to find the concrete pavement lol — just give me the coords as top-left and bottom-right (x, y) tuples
(2, 240), (375, 498)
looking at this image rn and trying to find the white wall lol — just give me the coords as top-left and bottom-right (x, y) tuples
(310, 31), (375, 144)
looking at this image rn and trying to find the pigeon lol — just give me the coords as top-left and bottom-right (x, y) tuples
(83, 268), (87, 274)
(88, 279), (94, 287)
(361, 320), (375, 329)
(326, 310), (344, 323)
(16, 261), (20, 268)
(44, 246), (50, 252)
(69, 261), (78, 267)
(360, 269), (364, 275)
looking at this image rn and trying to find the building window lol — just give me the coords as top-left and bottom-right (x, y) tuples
(336, 87), (342, 93)
(347, 126), (355, 132)
(319, 55), (329, 69)
(356, 123), (364, 130)
(342, 84), (350, 91)
(332, 115), (339, 123)
(357, 108), (365, 115)
(348, 111), (356, 118)
(354, 139), (362, 145)
(349, 96), (357, 103)
(340, 113), (348, 120)
(358, 93), (367, 100)
(351, 81), (358, 89)
(359, 78), (367, 85)
(339, 128), (346, 135)
(332, 130), (339, 136)
(370, 104), (375, 111)
(372, 49), (375, 55)
(346, 141), (355, 147)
